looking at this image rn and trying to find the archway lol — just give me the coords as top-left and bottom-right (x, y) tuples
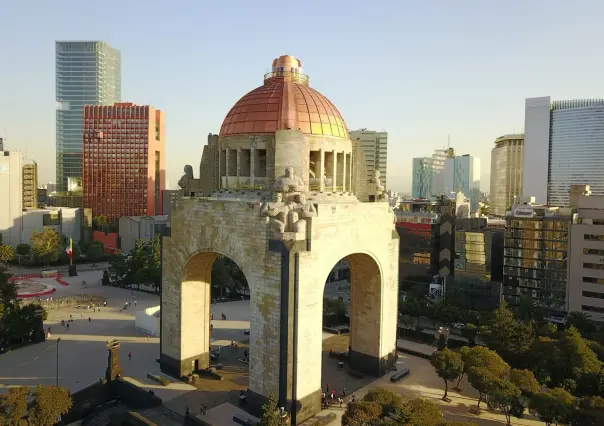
(177, 251), (251, 377)
(320, 252), (393, 401)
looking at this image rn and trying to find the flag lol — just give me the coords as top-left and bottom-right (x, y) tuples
(65, 237), (73, 264)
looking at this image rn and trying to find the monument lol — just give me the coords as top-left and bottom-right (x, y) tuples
(160, 55), (399, 423)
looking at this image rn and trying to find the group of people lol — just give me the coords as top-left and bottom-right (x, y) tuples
(321, 384), (349, 409)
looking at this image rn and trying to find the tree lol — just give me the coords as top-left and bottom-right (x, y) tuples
(529, 388), (574, 426)
(567, 311), (595, 335)
(341, 401), (381, 426)
(86, 240), (105, 266)
(257, 393), (285, 426)
(399, 314), (413, 337)
(0, 386), (28, 425)
(108, 253), (128, 283)
(517, 295), (543, 323)
(510, 369), (540, 404)
(0, 244), (15, 266)
(211, 254), (247, 299)
(30, 228), (61, 266)
(0, 385), (71, 426)
(362, 388), (404, 417)
(431, 348), (464, 400)
(570, 396), (604, 426)
(467, 367), (498, 413)
(15, 243), (31, 256)
(484, 301), (534, 364)
(457, 346), (509, 392)
(397, 397), (444, 426)
(487, 378), (520, 425)
(549, 327), (602, 388)
(28, 385), (72, 426)
(93, 214), (109, 231)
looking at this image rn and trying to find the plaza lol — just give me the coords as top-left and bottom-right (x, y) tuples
(0, 267), (542, 425)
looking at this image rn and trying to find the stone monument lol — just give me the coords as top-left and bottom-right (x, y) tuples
(161, 55), (398, 424)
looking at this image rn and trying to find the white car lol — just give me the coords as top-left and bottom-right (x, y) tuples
(452, 322), (466, 329)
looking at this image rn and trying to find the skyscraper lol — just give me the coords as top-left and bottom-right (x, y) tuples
(489, 134), (524, 217)
(0, 139), (23, 247)
(82, 103), (165, 224)
(523, 97), (604, 206)
(349, 129), (388, 189)
(56, 41), (121, 192)
(411, 148), (452, 198)
(442, 154), (481, 211)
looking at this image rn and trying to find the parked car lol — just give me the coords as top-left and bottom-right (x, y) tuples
(243, 329), (250, 335)
(452, 322), (466, 329)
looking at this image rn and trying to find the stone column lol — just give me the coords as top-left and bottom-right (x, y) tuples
(318, 149), (325, 192)
(331, 150), (337, 192)
(342, 151), (347, 192)
(236, 148), (241, 189)
(225, 149), (230, 189)
(218, 149), (222, 189)
(250, 147), (256, 187)
(349, 152), (353, 192)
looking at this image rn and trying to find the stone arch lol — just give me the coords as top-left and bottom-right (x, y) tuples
(168, 248), (251, 376)
(321, 250), (394, 376)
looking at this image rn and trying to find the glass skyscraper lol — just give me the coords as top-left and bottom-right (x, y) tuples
(523, 97), (604, 206)
(56, 41), (121, 192)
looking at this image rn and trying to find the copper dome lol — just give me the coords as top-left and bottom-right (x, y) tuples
(219, 55), (349, 139)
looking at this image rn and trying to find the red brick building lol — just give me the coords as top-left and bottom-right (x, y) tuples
(83, 103), (165, 224)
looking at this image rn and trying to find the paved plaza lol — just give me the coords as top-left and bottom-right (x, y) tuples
(0, 268), (541, 425)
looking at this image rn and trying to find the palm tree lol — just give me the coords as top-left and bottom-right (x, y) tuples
(566, 311), (594, 334)
(517, 296), (543, 323)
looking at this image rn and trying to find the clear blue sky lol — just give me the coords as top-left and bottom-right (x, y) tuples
(1, 1), (603, 192)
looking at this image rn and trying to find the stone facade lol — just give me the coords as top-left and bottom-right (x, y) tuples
(162, 56), (398, 424)
(161, 184), (398, 422)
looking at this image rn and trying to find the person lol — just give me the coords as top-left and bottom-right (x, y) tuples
(146, 334), (150, 341)
(81, 312), (83, 318)
(185, 406), (190, 416)
(128, 352), (132, 360)
(134, 300), (137, 307)
(338, 396), (343, 408)
(103, 301), (107, 307)
(66, 323), (69, 330)
(88, 317), (91, 322)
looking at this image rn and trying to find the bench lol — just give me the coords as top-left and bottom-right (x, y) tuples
(390, 368), (410, 382)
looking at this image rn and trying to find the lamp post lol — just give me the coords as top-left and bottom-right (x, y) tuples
(56, 338), (61, 387)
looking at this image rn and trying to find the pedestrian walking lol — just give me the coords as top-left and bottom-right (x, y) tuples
(81, 312), (83, 318)
(128, 352), (132, 360)
(88, 317), (91, 322)
(134, 300), (137, 307)
(66, 323), (70, 330)
(338, 396), (343, 408)
(146, 334), (150, 341)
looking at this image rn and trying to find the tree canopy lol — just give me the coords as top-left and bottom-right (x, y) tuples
(0, 385), (72, 425)
(30, 228), (61, 266)
(431, 348), (464, 400)
(257, 393), (286, 426)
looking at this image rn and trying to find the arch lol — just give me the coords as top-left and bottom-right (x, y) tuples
(177, 249), (251, 376)
(319, 250), (394, 376)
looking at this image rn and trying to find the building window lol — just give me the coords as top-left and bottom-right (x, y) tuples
(584, 234), (604, 241)
(583, 276), (604, 285)
(582, 305), (604, 314)
(42, 213), (61, 226)
(583, 263), (604, 270)
(583, 248), (604, 256)
(583, 291), (604, 300)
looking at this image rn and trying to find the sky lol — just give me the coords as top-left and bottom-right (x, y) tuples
(1, 1), (603, 193)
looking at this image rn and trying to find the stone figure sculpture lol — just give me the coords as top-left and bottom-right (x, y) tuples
(274, 167), (305, 193)
(370, 170), (385, 201)
(290, 193), (317, 233)
(260, 192), (288, 232)
(178, 165), (195, 196)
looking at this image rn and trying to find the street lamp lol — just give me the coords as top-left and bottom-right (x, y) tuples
(56, 338), (61, 387)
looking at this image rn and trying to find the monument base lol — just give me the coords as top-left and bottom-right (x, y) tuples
(68, 265), (77, 276)
(160, 352), (210, 379)
(349, 349), (397, 377)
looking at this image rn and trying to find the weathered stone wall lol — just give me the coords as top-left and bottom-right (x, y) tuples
(294, 201), (398, 405)
(161, 196), (282, 399)
(199, 134), (219, 193)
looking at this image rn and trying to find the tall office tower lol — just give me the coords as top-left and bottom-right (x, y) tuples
(56, 41), (121, 192)
(349, 129), (388, 189)
(489, 134), (524, 217)
(442, 153), (481, 211)
(523, 97), (604, 206)
(22, 161), (38, 209)
(411, 148), (453, 198)
(0, 139), (23, 246)
(82, 103), (165, 224)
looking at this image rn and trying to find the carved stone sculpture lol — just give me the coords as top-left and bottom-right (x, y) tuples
(178, 165), (201, 196)
(289, 193), (317, 233)
(370, 170), (385, 201)
(274, 167), (305, 193)
(260, 192), (288, 232)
